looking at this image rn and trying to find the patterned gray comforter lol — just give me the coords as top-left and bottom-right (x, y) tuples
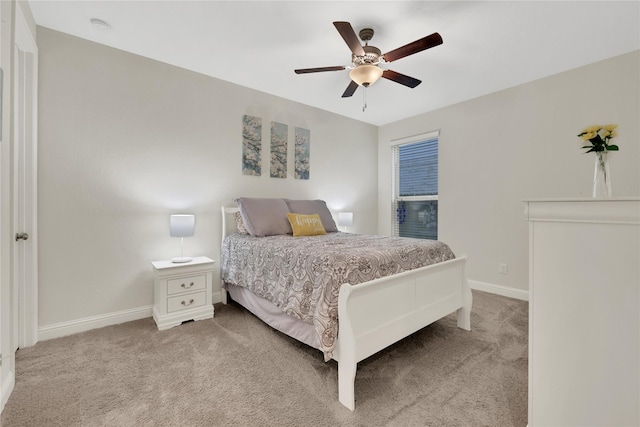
(221, 232), (455, 360)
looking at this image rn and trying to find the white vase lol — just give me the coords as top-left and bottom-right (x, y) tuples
(592, 151), (612, 198)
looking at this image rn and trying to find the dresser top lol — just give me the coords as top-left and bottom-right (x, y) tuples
(151, 256), (215, 270)
(524, 198), (639, 224)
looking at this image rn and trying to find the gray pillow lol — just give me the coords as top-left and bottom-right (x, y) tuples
(235, 197), (292, 237)
(284, 199), (338, 232)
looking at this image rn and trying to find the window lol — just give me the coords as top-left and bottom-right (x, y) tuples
(391, 132), (439, 240)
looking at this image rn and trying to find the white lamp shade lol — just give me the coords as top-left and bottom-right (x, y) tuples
(349, 65), (383, 87)
(170, 214), (195, 237)
(338, 212), (353, 227)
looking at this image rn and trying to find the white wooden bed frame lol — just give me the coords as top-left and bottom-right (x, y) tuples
(221, 206), (472, 410)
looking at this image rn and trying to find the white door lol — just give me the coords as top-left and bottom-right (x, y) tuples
(13, 6), (38, 349)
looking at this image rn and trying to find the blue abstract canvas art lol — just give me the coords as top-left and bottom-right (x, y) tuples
(242, 115), (262, 176)
(294, 127), (310, 180)
(270, 121), (288, 178)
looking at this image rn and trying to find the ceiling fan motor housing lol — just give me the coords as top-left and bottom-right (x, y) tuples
(350, 28), (382, 87)
(352, 45), (382, 66)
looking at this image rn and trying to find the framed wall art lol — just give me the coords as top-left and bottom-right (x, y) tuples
(270, 121), (287, 178)
(242, 115), (262, 176)
(294, 127), (310, 180)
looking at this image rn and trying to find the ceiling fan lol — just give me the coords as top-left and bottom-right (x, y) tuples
(294, 21), (443, 98)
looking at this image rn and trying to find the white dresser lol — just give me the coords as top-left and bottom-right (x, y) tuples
(524, 198), (639, 427)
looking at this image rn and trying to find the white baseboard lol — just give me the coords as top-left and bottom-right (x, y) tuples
(35, 284), (521, 343)
(1, 367), (15, 413)
(469, 280), (529, 301)
(38, 305), (153, 342)
(37, 295), (225, 342)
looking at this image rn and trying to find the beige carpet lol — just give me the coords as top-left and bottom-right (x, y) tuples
(1, 290), (527, 427)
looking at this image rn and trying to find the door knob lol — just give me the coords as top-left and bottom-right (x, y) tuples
(15, 232), (29, 241)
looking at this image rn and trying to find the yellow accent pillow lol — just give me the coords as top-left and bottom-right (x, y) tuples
(287, 213), (327, 237)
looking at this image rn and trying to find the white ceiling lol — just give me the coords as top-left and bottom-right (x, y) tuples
(28, 1), (640, 126)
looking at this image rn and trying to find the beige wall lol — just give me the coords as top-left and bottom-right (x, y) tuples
(378, 50), (640, 296)
(37, 27), (378, 329)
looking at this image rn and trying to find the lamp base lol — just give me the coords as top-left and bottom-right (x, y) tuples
(171, 256), (192, 263)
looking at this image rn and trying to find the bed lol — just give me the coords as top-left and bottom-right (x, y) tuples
(220, 198), (472, 410)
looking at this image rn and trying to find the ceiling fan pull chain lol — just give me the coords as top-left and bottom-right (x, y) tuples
(363, 87), (367, 112)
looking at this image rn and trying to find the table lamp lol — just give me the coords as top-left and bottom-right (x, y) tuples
(338, 212), (353, 232)
(170, 214), (195, 263)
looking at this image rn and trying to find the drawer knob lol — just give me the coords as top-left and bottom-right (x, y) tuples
(181, 299), (195, 306)
(181, 282), (195, 289)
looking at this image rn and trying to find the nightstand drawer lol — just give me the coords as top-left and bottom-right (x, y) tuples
(167, 291), (207, 313)
(167, 275), (206, 295)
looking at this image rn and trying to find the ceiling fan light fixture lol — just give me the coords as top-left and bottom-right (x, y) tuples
(349, 65), (383, 87)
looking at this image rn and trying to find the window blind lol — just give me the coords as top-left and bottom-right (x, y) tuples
(392, 135), (439, 240)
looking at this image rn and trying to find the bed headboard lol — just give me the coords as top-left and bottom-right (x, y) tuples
(221, 205), (240, 247)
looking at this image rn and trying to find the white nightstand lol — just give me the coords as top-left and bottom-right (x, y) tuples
(151, 256), (215, 331)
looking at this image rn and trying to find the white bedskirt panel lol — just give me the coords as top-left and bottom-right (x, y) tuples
(225, 283), (319, 350)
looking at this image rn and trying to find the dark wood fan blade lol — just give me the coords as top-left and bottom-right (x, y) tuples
(294, 66), (346, 74)
(333, 21), (365, 56)
(341, 80), (359, 98)
(382, 70), (422, 88)
(383, 32), (443, 63)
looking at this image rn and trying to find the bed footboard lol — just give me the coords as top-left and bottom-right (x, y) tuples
(333, 256), (471, 410)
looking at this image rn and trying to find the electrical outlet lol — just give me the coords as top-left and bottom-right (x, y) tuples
(499, 263), (508, 274)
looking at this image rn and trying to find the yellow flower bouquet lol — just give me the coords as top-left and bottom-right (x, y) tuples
(578, 124), (618, 197)
(577, 124), (619, 153)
